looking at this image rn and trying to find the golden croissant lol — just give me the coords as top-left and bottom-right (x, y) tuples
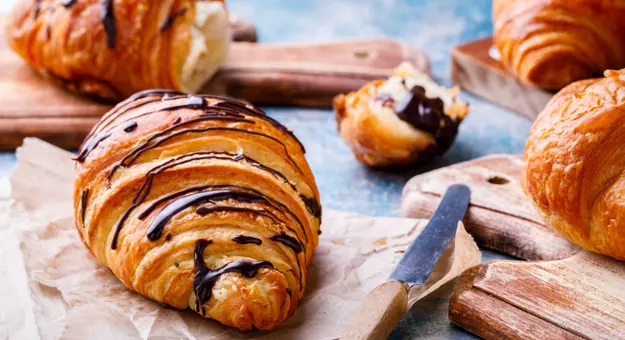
(523, 68), (625, 261)
(73, 90), (321, 330)
(6, 0), (229, 101)
(493, 0), (625, 90)
(333, 62), (468, 167)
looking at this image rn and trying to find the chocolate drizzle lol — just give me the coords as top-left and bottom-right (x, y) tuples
(80, 189), (89, 226)
(193, 239), (274, 309)
(138, 184), (307, 240)
(106, 125), (312, 181)
(75, 131), (111, 162)
(108, 151), (310, 249)
(101, 0), (116, 49)
(33, 0), (41, 17)
(107, 119), (256, 179)
(160, 7), (188, 31)
(393, 85), (461, 155)
(232, 235), (262, 245)
(62, 0), (77, 8)
(300, 194), (322, 219)
(123, 121), (137, 133)
(270, 232), (303, 253)
(214, 100), (306, 153)
(146, 189), (291, 241)
(85, 91), (306, 162)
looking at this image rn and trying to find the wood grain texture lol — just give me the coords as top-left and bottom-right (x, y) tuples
(451, 37), (552, 120)
(340, 281), (409, 340)
(401, 154), (579, 261)
(0, 10), (428, 150)
(449, 267), (583, 340)
(451, 252), (625, 340)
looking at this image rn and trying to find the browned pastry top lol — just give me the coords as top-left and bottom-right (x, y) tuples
(7, 0), (229, 100)
(73, 90), (320, 330)
(524, 68), (625, 260)
(494, 0), (625, 90)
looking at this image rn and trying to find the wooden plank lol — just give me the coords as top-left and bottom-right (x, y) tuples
(401, 154), (579, 261)
(449, 266), (583, 340)
(451, 37), (552, 120)
(405, 192), (578, 261)
(474, 253), (625, 339)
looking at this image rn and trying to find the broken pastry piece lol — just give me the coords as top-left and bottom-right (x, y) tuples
(333, 62), (469, 167)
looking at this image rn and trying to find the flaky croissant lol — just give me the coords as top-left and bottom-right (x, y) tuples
(493, 0), (625, 90)
(523, 69), (625, 261)
(333, 62), (468, 167)
(7, 0), (229, 101)
(72, 90), (321, 330)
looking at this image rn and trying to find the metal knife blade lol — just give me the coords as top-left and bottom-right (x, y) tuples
(389, 184), (470, 286)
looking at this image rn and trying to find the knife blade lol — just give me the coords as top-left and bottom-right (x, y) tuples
(340, 184), (471, 340)
(389, 184), (471, 285)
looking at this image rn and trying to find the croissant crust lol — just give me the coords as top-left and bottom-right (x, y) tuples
(73, 90), (321, 330)
(6, 0), (229, 101)
(333, 63), (468, 167)
(493, 0), (625, 90)
(523, 69), (625, 261)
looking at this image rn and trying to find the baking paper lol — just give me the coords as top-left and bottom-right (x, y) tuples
(0, 138), (481, 340)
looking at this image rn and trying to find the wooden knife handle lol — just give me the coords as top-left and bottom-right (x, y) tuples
(205, 39), (429, 107)
(340, 281), (409, 340)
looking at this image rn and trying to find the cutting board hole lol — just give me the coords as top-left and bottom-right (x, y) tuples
(354, 50), (369, 59)
(487, 176), (509, 185)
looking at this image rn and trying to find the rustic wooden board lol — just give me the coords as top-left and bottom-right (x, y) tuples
(451, 37), (553, 121)
(450, 252), (625, 340)
(401, 154), (579, 261)
(402, 154), (625, 339)
(0, 14), (427, 150)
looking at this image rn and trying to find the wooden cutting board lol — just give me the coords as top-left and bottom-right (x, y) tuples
(401, 155), (625, 339)
(0, 16), (428, 150)
(451, 38), (552, 120)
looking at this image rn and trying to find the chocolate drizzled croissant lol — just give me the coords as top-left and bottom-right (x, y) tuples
(7, 0), (229, 100)
(73, 90), (321, 330)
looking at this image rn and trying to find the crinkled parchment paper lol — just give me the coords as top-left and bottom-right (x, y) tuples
(0, 139), (481, 340)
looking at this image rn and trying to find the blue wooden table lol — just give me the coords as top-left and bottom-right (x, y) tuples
(0, 0), (533, 338)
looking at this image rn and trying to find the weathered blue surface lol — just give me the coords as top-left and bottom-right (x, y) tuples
(0, 0), (531, 338)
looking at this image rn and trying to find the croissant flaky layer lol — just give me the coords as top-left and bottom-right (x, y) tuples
(493, 0), (625, 90)
(7, 0), (229, 101)
(73, 90), (321, 330)
(523, 69), (625, 260)
(333, 63), (468, 167)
